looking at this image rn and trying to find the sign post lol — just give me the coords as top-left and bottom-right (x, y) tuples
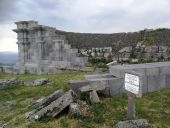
(124, 71), (143, 120)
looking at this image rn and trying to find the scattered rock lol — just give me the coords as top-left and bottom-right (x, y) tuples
(24, 78), (50, 86)
(29, 90), (76, 121)
(33, 78), (50, 86)
(35, 89), (64, 107)
(89, 90), (100, 103)
(114, 119), (155, 128)
(0, 77), (23, 89)
(0, 123), (8, 128)
(77, 99), (94, 118)
(69, 103), (80, 115)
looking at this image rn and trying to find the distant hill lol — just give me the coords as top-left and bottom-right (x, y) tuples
(0, 52), (18, 66)
(56, 28), (170, 48)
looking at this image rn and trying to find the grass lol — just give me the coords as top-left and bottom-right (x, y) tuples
(0, 73), (170, 128)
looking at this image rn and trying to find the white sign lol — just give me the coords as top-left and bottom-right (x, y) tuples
(125, 73), (140, 95)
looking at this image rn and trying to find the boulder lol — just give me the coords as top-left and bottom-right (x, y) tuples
(35, 89), (64, 107)
(114, 119), (154, 128)
(29, 90), (76, 121)
(89, 90), (100, 103)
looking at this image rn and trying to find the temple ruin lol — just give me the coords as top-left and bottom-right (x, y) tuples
(1, 20), (170, 74)
(13, 21), (87, 74)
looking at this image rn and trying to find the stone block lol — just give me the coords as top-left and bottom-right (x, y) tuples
(159, 75), (166, 89)
(69, 80), (89, 94)
(80, 82), (106, 92)
(69, 103), (80, 115)
(85, 74), (125, 96)
(107, 77), (125, 96)
(147, 76), (161, 92)
(159, 66), (170, 75)
(35, 89), (64, 107)
(29, 90), (75, 121)
(166, 75), (170, 87)
(114, 119), (154, 128)
(89, 90), (100, 103)
(146, 67), (159, 76)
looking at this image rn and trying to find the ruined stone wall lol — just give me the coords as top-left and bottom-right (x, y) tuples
(13, 21), (88, 74)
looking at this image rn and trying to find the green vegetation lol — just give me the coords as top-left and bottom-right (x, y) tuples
(0, 73), (170, 128)
(88, 57), (111, 69)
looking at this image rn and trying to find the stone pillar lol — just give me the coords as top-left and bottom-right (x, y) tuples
(17, 43), (25, 65)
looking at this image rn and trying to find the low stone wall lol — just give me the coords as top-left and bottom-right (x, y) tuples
(82, 62), (170, 96)
(85, 74), (125, 96)
(109, 61), (170, 93)
(0, 66), (93, 74)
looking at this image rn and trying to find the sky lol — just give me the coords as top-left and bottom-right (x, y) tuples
(0, 0), (170, 52)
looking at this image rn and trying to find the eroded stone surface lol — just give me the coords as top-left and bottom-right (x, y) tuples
(80, 83), (105, 92)
(35, 89), (64, 107)
(12, 21), (87, 74)
(0, 77), (23, 89)
(29, 90), (75, 121)
(114, 119), (154, 128)
(0, 123), (8, 128)
(69, 103), (80, 115)
(89, 90), (100, 103)
(24, 78), (50, 86)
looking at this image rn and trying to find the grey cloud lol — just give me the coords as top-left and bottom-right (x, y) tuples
(0, 0), (170, 33)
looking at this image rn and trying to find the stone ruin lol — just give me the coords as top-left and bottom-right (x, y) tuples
(0, 21), (170, 74)
(11, 21), (88, 74)
(117, 43), (170, 63)
(70, 61), (170, 97)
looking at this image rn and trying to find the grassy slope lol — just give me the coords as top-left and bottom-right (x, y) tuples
(0, 73), (170, 128)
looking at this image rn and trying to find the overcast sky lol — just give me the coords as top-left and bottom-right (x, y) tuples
(0, 0), (170, 52)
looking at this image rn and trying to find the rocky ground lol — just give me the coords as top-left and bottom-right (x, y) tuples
(0, 73), (169, 128)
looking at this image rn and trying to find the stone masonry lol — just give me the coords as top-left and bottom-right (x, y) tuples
(13, 21), (87, 74)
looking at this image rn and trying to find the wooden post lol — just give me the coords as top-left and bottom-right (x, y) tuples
(127, 92), (136, 119)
